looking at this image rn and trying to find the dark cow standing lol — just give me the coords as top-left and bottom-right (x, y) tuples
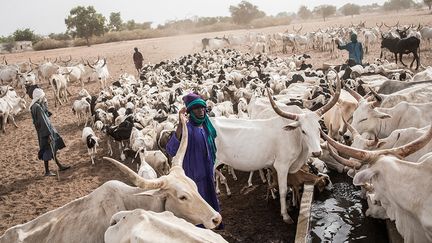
(380, 35), (420, 70)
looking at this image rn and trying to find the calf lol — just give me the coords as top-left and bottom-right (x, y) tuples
(82, 127), (100, 165)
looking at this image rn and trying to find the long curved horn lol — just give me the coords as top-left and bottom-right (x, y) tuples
(29, 58), (37, 65)
(380, 123), (432, 158)
(103, 157), (165, 190)
(316, 68), (341, 117)
(93, 56), (100, 66)
(171, 113), (188, 167)
(266, 88), (298, 121)
(101, 58), (107, 68)
(321, 130), (374, 162)
(66, 55), (72, 63)
(344, 85), (362, 102)
(342, 117), (360, 138)
(326, 143), (362, 169)
(369, 87), (382, 107)
(86, 60), (95, 69)
(384, 23), (391, 28)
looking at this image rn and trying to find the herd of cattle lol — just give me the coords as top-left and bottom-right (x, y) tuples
(202, 22), (425, 70)
(1, 22), (432, 242)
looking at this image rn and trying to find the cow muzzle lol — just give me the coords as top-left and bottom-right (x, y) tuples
(210, 213), (222, 229)
(312, 151), (322, 158)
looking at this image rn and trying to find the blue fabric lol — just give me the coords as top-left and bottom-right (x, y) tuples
(166, 122), (220, 213)
(338, 41), (363, 65)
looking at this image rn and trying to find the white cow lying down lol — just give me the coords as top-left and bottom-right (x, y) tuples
(105, 209), (228, 243)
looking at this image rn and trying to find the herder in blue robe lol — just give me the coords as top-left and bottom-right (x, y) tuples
(30, 88), (71, 176)
(166, 93), (223, 229)
(337, 32), (364, 65)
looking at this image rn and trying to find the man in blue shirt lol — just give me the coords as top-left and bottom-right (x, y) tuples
(337, 33), (364, 65)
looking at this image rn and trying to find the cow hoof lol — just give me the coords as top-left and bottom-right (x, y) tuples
(283, 215), (294, 224)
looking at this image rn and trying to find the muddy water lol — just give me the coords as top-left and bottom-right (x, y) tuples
(310, 172), (388, 243)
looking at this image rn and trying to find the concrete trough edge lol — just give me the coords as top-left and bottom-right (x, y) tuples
(294, 183), (315, 243)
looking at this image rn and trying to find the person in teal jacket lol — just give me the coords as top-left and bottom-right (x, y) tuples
(337, 33), (364, 65)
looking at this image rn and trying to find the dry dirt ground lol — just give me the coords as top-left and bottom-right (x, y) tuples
(1, 9), (432, 241)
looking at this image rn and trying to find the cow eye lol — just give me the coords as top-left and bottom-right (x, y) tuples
(302, 130), (306, 135)
(359, 118), (367, 123)
(179, 195), (187, 201)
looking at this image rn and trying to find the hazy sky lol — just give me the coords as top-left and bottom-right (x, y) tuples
(0, 0), (387, 36)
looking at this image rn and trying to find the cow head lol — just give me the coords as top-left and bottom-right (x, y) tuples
(323, 121), (432, 171)
(103, 114), (221, 229)
(267, 68), (341, 158)
(350, 99), (391, 138)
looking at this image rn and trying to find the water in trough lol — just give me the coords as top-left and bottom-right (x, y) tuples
(310, 171), (389, 242)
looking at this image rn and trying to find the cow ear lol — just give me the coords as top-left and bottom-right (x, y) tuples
(283, 121), (300, 131)
(353, 168), (377, 186)
(374, 111), (391, 120)
(376, 141), (386, 149)
(134, 189), (164, 197)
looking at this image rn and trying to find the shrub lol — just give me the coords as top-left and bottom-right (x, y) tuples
(33, 39), (70, 51)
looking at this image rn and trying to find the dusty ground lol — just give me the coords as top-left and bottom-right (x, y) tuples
(1, 9), (432, 241)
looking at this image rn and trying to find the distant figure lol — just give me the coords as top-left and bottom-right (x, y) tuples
(337, 33), (364, 66)
(30, 88), (70, 176)
(133, 47), (144, 74)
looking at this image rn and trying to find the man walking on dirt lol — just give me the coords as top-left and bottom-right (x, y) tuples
(133, 47), (144, 75)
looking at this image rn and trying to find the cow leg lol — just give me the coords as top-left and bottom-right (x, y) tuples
(247, 171), (254, 187)
(258, 169), (267, 183)
(412, 51), (420, 70)
(88, 148), (94, 165)
(274, 163), (294, 223)
(107, 139), (113, 156)
(215, 169), (231, 196)
(2, 115), (7, 133)
(399, 53), (407, 67)
(8, 115), (18, 128)
(228, 166), (237, 181)
(394, 53), (398, 64)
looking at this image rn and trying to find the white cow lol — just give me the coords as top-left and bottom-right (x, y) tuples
(324, 124), (432, 243)
(0, 87), (26, 133)
(212, 74), (340, 223)
(49, 73), (69, 107)
(350, 99), (432, 139)
(87, 58), (110, 90)
(105, 209), (227, 243)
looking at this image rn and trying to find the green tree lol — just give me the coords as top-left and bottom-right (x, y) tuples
(109, 12), (123, 31)
(340, 3), (361, 17)
(13, 28), (36, 42)
(314, 5), (336, 21)
(424, 0), (432, 10)
(125, 20), (137, 30)
(229, 1), (266, 25)
(65, 6), (106, 46)
(298, 5), (312, 20)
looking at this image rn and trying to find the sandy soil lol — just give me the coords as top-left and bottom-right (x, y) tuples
(1, 9), (432, 241)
